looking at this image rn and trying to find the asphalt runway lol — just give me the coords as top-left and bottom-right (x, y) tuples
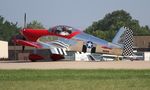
(0, 60), (150, 69)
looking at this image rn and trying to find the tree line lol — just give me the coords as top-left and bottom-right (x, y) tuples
(0, 17), (45, 44)
(0, 16), (20, 43)
(84, 10), (150, 41)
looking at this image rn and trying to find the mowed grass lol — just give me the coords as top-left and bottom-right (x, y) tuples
(0, 70), (150, 90)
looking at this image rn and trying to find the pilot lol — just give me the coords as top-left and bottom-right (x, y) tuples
(60, 27), (69, 36)
(68, 28), (72, 34)
(55, 27), (62, 34)
(62, 27), (66, 32)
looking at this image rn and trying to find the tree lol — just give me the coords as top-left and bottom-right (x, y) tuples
(0, 16), (20, 43)
(85, 10), (150, 41)
(27, 20), (45, 29)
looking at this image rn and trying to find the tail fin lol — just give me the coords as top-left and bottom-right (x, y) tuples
(112, 27), (133, 56)
(112, 26), (126, 46)
(122, 28), (133, 56)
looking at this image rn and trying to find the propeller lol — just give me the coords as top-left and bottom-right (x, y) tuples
(21, 13), (27, 52)
(24, 13), (27, 28)
(13, 13), (27, 52)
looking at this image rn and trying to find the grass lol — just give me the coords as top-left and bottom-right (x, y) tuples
(0, 69), (150, 90)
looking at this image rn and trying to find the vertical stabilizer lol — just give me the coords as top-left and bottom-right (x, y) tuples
(112, 27), (126, 46)
(112, 27), (133, 56)
(122, 28), (133, 56)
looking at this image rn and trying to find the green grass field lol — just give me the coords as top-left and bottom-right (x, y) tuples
(0, 69), (150, 90)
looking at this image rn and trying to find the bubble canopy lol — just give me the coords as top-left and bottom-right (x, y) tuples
(49, 25), (78, 36)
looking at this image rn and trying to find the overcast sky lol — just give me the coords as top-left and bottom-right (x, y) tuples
(0, 0), (150, 30)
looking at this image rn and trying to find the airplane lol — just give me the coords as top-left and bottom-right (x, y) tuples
(13, 25), (133, 61)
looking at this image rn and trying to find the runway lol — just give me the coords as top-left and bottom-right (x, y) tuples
(0, 60), (150, 69)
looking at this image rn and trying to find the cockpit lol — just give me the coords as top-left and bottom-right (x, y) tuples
(49, 25), (76, 36)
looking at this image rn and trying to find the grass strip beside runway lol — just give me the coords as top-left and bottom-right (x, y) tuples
(0, 69), (150, 90)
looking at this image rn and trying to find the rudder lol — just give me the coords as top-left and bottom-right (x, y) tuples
(122, 28), (133, 56)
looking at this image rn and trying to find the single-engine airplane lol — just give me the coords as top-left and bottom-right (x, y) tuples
(13, 25), (133, 61)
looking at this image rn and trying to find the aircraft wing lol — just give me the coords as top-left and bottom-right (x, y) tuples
(14, 37), (76, 55)
(15, 37), (75, 48)
(14, 39), (43, 48)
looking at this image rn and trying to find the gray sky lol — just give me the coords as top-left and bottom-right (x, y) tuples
(0, 0), (150, 30)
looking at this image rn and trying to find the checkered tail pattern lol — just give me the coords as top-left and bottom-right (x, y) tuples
(122, 28), (133, 56)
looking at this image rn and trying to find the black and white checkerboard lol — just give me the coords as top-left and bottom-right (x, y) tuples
(122, 28), (133, 56)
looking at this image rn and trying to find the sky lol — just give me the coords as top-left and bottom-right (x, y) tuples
(0, 0), (150, 30)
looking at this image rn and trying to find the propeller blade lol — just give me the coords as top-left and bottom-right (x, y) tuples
(22, 46), (25, 52)
(24, 13), (27, 28)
